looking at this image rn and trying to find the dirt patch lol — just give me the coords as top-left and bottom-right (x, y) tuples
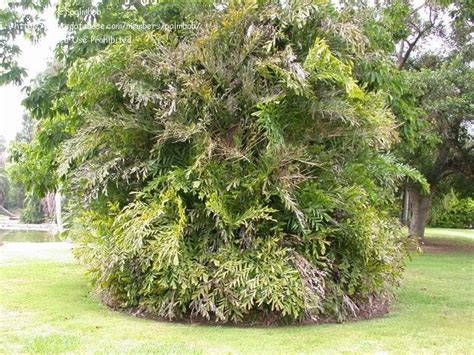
(421, 239), (474, 254)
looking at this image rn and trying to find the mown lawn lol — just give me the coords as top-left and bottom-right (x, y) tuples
(0, 228), (473, 353)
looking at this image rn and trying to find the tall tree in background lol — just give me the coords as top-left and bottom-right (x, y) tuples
(391, 0), (473, 239)
(5, 114), (34, 209)
(0, 0), (49, 85)
(403, 55), (473, 239)
(7, 114), (47, 222)
(346, 0), (473, 239)
(0, 135), (15, 217)
(0, 136), (8, 208)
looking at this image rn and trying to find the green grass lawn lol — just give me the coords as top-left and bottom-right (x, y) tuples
(426, 228), (474, 239)
(1, 229), (473, 354)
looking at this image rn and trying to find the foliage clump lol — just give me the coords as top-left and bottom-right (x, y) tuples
(429, 191), (474, 229)
(30, 1), (422, 323)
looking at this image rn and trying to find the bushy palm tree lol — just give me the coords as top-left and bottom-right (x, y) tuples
(14, 0), (426, 323)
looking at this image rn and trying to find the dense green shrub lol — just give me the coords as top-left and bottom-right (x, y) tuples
(24, 1), (425, 323)
(20, 195), (44, 224)
(5, 182), (26, 210)
(429, 192), (473, 229)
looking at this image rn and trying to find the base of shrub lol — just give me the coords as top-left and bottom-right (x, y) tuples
(103, 293), (391, 326)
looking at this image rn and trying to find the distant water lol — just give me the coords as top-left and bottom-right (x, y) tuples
(0, 230), (62, 242)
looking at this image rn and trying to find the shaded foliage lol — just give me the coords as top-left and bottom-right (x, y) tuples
(19, 194), (44, 223)
(429, 190), (474, 229)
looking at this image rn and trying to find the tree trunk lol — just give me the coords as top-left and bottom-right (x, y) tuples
(409, 189), (432, 241)
(401, 182), (410, 226)
(0, 205), (16, 218)
(55, 190), (63, 231)
(42, 192), (56, 221)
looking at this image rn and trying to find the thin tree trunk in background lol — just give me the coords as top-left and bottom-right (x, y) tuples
(409, 188), (432, 241)
(401, 182), (410, 226)
(55, 190), (63, 231)
(41, 192), (56, 221)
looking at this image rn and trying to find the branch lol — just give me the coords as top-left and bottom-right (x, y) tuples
(0, 205), (16, 218)
(397, 5), (439, 69)
(409, 2), (427, 17)
(397, 31), (423, 69)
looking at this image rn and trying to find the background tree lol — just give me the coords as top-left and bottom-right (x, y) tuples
(0, 0), (50, 85)
(4, 114), (33, 210)
(7, 113), (46, 222)
(344, 0), (473, 238)
(402, 55), (473, 238)
(392, 0), (473, 239)
(0, 136), (10, 212)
